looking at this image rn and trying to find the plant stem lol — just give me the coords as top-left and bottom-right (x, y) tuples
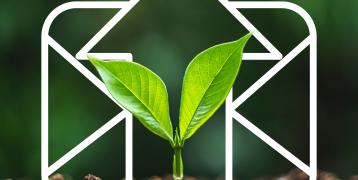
(173, 148), (183, 180)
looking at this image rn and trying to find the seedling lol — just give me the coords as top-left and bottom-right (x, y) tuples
(89, 33), (251, 179)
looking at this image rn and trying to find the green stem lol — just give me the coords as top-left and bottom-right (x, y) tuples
(173, 148), (183, 180)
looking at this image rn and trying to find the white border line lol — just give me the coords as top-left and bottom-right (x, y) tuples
(232, 111), (311, 175)
(75, 0), (283, 61)
(225, 90), (234, 179)
(47, 111), (128, 176)
(47, 38), (132, 176)
(75, 0), (139, 60)
(219, 1), (283, 60)
(220, 1), (317, 179)
(232, 36), (311, 109)
(48, 37), (121, 105)
(41, 1), (138, 179)
(42, 1), (317, 180)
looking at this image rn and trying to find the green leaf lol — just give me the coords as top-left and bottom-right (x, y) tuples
(88, 56), (173, 143)
(179, 33), (252, 141)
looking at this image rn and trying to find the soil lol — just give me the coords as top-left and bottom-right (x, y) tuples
(44, 169), (358, 180)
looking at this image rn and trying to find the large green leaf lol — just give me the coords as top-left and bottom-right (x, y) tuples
(89, 56), (173, 143)
(179, 33), (251, 141)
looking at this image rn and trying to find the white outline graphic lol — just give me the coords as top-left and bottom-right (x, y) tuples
(41, 1), (316, 179)
(41, 1), (138, 179)
(221, 1), (317, 179)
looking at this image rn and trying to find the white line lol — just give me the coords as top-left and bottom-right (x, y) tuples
(219, 1), (318, 179)
(48, 36), (134, 178)
(225, 90), (233, 179)
(309, 36), (317, 179)
(77, 53), (133, 61)
(62, 1), (134, 9)
(48, 36), (122, 107)
(76, 0), (139, 60)
(42, 1), (138, 179)
(231, 111), (311, 176)
(42, 1), (317, 180)
(41, 37), (49, 180)
(218, 1), (317, 38)
(224, 1), (306, 9)
(219, 0), (283, 60)
(232, 36), (311, 109)
(125, 111), (133, 179)
(243, 53), (282, 60)
(47, 111), (127, 175)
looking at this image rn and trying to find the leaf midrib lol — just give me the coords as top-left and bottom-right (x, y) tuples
(181, 42), (243, 140)
(96, 61), (173, 141)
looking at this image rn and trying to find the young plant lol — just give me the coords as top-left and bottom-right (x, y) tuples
(89, 33), (251, 179)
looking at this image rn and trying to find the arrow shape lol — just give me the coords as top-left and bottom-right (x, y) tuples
(219, 0), (283, 60)
(77, 0), (282, 61)
(75, 0), (139, 60)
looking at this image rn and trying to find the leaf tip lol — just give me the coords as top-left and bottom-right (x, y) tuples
(241, 32), (253, 43)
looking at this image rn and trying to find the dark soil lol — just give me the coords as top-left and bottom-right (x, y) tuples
(45, 169), (357, 180)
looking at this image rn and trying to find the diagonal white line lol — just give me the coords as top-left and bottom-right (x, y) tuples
(47, 111), (128, 176)
(48, 36), (123, 108)
(76, 0), (139, 60)
(231, 111), (312, 176)
(219, 0), (283, 60)
(56, 1), (136, 9)
(233, 11), (282, 60)
(232, 36), (311, 109)
(48, 36), (133, 178)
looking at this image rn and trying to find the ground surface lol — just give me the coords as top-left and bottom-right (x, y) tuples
(46, 169), (358, 180)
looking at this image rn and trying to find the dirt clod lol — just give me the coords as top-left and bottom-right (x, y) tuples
(49, 173), (64, 180)
(318, 171), (340, 180)
(255, 169), (341, 180)
(84, 174), (102, 180)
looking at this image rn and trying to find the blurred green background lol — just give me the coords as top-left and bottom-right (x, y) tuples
(0, 0), (357, 179)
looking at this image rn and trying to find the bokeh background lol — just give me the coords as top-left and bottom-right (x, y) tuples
(0, 0), (357, 179)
